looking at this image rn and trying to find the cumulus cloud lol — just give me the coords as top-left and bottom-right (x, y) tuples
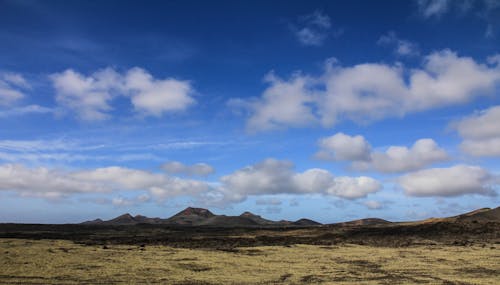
(216, 158), (381, 202)
(0, 159), (381, 205)
(50, 67), (195, 121)
(124, 67), (195, 116)
(228, 72), (317, 131)
(453, 105), (500, 156)
(161, 161), (215, 176)
(0, 72), (30, 106)
(398, 164), (497, 197)
(0, 164), (210, 201)
(353, 138), (449, 173)
(232, 50), (500, 132)
(377, 31), (419, 56)
(316, 133), (448, 173)
(315, 132), (371, 161)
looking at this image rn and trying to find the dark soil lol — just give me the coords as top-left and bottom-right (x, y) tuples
(0, 219), (498, 249)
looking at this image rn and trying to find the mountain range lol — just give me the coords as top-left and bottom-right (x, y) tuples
(81, 206), (500, 227)
(81, 207), (323, 227)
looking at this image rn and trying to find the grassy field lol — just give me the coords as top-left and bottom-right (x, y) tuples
(1, 238), (499, 284)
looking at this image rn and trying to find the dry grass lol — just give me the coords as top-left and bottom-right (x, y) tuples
(1, 238), (499, 284)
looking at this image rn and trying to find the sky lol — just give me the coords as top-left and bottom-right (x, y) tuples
(1, 0), (500, 223)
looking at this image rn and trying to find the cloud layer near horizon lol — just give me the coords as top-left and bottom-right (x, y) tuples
(0, 159), (383, 205)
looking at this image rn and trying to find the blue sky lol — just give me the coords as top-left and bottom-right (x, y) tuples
(1, 0), (500, 223)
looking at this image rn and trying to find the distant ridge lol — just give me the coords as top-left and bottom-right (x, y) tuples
(338, 218), (391, 227)
(81, 207), (321, 227)
(81, 206), (500, 227)
(293, 218), (322, 226)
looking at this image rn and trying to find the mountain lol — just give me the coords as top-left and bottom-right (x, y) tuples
(292, 218), (322, 226)
(416, 207), (500, 225)
(82, 213), (163, 225)
(239, 211), (279, 225)
(197, 215), (260, 227)
(81, 207), (322, 227)
(454, 207), (500, 222)
(164, 207), (215, 225)
(81, 218), (103, 225)
(81, 206), (498, 227)
(337, 218), (391, 227)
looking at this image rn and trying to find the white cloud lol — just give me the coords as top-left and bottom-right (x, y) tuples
(125, 67), (195, 116)
(232, 50), (500, 132)
(353, 138), (449, 173)
(0, 72), (30, 106)
(255, 197), (282, 205)
(161, 161), (215, 176)
(364, 200), (383, 210)
(398, 165), (497, 197)
(377, 31), (419, 56)
(416, 0), (500, 38)
(0, 164), (210, 201)
(325, 176), (381, 199)
(417, 0), (451, 18)
(316, 133), (448, 173)
(50, 67), (195, 121)
(112, 194), (151, 207)
(454, 105), (500, 157)
(0, 164), (108, 198)
(291, 11), (334, 46)
(417, 0), (500, 18)
(217, 158), (381, 202)
(0, 105), (53, 118)
(229, 72), (317, 132)
(454, 105), (500, 139)
(0, 159), (384, 205)
(50, 68), (119, 121)
(315, 132), (371, 161)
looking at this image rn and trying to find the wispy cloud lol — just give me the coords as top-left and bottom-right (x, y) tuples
(0, 72), (30, 106)
(289, 11), (342, 47)
(377, 32), (419, 57)
(416, 0), (500, 38)
(0, 105), (53, 118)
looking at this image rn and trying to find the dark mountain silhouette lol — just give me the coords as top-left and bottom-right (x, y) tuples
(81, 207), (321, 227)
(292, 218), (322, 226)
(416, 207), (500, 225)
(81, 218), (103, 225)
(81, 206), (500, 227)
(165, 207), (216, 225)
(239, 211), (280, 225)
(455, 207), (500, 222)
(338, 218), (391, 227)
(85, 213), (164, 225)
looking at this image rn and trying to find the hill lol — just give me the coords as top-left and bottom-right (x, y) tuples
(82, 207), (321, 227)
